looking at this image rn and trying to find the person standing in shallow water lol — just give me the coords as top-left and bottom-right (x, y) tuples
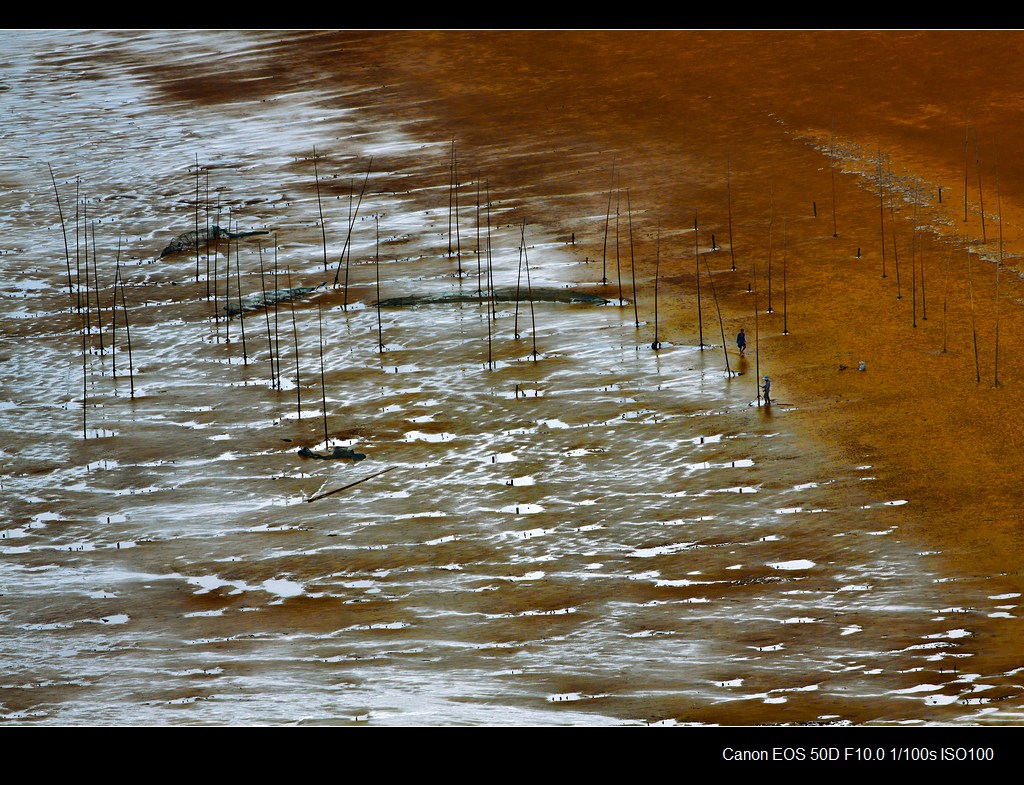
(736, 327), (746, 357)
(762, 375), (771, 405)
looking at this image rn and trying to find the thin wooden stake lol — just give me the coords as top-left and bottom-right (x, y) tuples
(652, 222), (661, 350)
(306, 466), (396, 503)
(313, 146), (328, 275)
(90, 215), (104, 356)
(47, 164), (74, 300)
(974, 126), (986, 242)
(118, 253), (135, 399)
(615, 180), (623, 304)
(695, 210), (704, 350)
(521, 220), (539, 360)
(452, 141), (463, 277)
(288, 265), (301, 419)
(995, 158), (1002, 387)
(375, 215), (384, 352)
(257, 241), (275, 388)
(195, 154), (201, 283)
(911, 186), (918, 328)
(485, 182), (495, 367)
(968, 247), (980, 384)
(702, 252), (731, 376)
(964, 111), (970, 224)
(782, 214), (789, 335)
(317, 300), (329, 446)
(110, 241), (120, 378)
(627, 189), (639, 328)
(766, 188), (774, 313)
(235, 235), (248, 364)
(888, 157), (902, 300)
(334, 157), (373, 297)
(726, 157), (737, 271)
(877, 149), (887, 278)
(830, 116), (838, 238)
(601, 157), (615, 284)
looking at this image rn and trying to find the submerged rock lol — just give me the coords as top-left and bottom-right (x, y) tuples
(377, 286), (608, 307)
(159, 225), (270, 258)
(298, 446), (366, 461)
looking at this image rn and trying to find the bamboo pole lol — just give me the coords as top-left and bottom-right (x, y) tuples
(521, 220), (539, 361)
(702, 252), (731, 377)
(235, 234), (249, 365)
(766, 188), (774, 313)
(313, 146), (328, 275)
(288, 265), (301, 419)
(726, 157), (737, 271)
(375, 215), (384, 352)
(513, 219), (525, 340)
(942, 241), (951, 354)
(110, 240), (120, 379)
(452, 141), (463, 277)
(81, 297), (87, 438)
(334, 157), (373, 298)
(995, 159), (1002, 387)
(615, 180), (623, 305)
(47, 164), (74, 300)
(74, 179), (81, 314)
(448, 140), (455, 259)
(753, 242), (761, 406)
(888, 157), (902, 300)
(273, 241), (282, 390)
(964, 111), (970, 224)
(968, 247), (980, 384)
(195, 154), (201, 283)
(877, 149), (887, 278)
(486, 180), (496, 323)
(782, 214), (789, 335)
(485, 182), (495, 367)
(257, 241), (275, 388)
(601, 157), (615, 284)
(975, 126), (986, 242)
(205, 168), (211, 298)
(81, 196), (91, 334)
(652, 223), (661, 350)
(695, 210), (704, 350)
(317, 300), (329, 446)
(118, 254), (135, 399)
(830, 116), (838, 238)
(911, 186), (918, 329)
(90, 215), (104, 356)
(475, 177), (483, 299)
(306, 466), (396, 503)
(627, 189), (639, 328)
(223, 213), (232, 343)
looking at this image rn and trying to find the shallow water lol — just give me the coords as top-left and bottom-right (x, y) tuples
(1, 30), (1022, 726)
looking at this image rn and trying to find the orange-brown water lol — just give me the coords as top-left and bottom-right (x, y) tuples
(1, 30), (1022, 726)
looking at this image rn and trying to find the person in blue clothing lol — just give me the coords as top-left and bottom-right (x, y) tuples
(736, 327), (747, 357)
(762, 375), (771, 405)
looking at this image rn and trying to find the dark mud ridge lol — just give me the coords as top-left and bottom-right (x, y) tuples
(378, 286), (609, 307)
(226, 286), (322, 316)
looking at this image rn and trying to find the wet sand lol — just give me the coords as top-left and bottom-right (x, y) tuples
(2, 30), (1024, 726)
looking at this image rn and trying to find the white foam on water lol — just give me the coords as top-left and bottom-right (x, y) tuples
(263, 579), (304, 598)
(769, 559), (816, 571)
